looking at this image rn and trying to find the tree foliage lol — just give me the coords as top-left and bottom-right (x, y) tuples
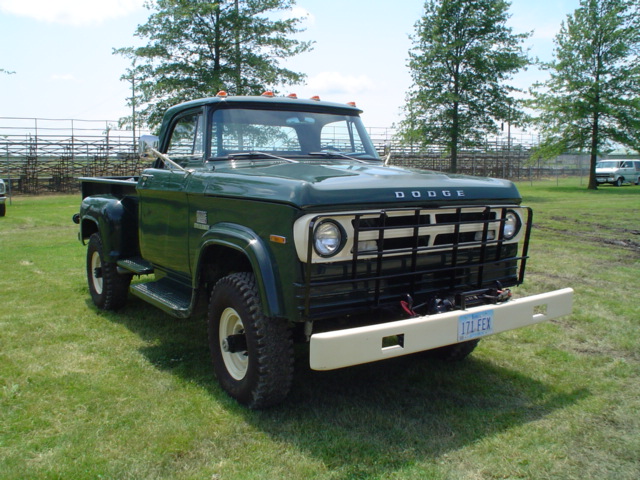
(115, 0), (312, 129)
(530, 0), (640, 189)
(400, 0), (530, 172)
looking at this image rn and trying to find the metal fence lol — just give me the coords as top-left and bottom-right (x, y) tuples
(0, 117), (593, 195)
(0, 117), (146, 194)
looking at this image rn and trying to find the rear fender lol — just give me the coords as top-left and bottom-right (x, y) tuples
(79, 195), (139, 262)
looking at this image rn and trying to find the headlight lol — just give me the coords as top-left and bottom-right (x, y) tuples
(313, 220), (343, 257)
(503, 211), (519, 240)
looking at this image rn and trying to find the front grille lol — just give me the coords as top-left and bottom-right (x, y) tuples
(296, 205), (532, 320)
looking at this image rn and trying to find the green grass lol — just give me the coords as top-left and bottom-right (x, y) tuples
(1, 180), (639, 480)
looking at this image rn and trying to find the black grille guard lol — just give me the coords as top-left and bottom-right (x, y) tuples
(298, 205), (533, 320)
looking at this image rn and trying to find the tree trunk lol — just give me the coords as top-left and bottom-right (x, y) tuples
(214, 7), (221, 76)
(588, 116), (599, 189)
(450, 100), (459, 174)
(588, 150), (598, 190)
(587, 74), (600, 190)
(234, 0), (241, 94)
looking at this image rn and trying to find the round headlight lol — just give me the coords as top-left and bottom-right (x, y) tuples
(503, 211), (519, 240)
(314, 221), (343, 257)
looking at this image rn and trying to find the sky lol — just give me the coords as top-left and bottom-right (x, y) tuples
(0, 0), (582, 131)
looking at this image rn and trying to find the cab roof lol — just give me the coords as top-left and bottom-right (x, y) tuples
(158, 94), (364, 141)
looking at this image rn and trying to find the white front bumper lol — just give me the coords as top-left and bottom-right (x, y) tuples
(309, 288), (573, 370)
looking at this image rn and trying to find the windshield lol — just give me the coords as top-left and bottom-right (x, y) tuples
(596, 161), (620, 169)
(209, 107), (380, 161)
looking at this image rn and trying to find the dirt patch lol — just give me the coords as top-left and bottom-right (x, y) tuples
(533, 222), (640, 253)
(549, 215), (640, 236)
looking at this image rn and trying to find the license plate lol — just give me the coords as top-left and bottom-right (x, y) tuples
(458, 310), (494, 342)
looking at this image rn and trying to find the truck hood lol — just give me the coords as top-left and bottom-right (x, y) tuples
(204, 161), (521, 208)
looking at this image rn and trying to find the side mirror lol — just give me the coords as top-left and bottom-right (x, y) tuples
(139, 135), (159, 158)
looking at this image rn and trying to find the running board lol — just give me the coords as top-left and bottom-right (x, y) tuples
(117, 257), (154, 275)
(130, 278), (192, 318)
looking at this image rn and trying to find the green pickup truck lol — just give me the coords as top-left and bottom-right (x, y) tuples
(74, 93), (573, 408)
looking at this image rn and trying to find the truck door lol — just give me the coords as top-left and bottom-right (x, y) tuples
(137, 110), (205, 276)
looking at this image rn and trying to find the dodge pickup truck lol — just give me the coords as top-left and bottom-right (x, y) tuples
(74, 92), (573, 408)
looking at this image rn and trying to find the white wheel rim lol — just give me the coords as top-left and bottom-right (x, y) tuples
(90, 250), (103, 295)
(219, 307), (248, 380)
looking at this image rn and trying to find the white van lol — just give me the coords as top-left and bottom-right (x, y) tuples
(595, 160), (640, 186)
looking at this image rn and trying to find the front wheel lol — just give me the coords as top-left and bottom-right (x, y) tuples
(0, 203), (5, 216)
(614, 177), (623, 187)
(208, 272), (293, 409)
(86, 233), (131, 310)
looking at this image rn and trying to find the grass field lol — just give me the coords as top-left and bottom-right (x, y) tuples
(1, 179), (638, 480)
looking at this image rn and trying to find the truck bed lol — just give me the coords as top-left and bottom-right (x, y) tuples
(79, 176), (139, 199)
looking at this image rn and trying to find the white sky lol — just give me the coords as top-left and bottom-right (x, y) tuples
(0, 0), (581, 129)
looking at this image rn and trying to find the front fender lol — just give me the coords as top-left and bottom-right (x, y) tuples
(79, 195), (139, 262)
(195, 222), (283, 319)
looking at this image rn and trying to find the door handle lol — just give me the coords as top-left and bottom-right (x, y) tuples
(140, 173), (154, 186)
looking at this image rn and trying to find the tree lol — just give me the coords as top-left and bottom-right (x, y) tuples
(115, 0), (312, 129)
(530, 0), (640, 190)
(400, 0), (530, 173)
(115, 52), (144, 146)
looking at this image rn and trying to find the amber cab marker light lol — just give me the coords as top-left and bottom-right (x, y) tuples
(269, 235), (287, 244)
(216, 90), (228, 97)
(310, 95), (321, 101)
(347, 101), (356, 107)
(287, 93), (298, 99)
(262, 91), (275, 97)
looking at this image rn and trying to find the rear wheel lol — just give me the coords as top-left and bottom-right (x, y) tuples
(86, 233), (131, 310)
(208, 272), (293, 408)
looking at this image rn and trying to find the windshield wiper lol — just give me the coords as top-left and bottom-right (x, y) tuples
(227, 151), (299, 163)
(308, 151), (372, 164)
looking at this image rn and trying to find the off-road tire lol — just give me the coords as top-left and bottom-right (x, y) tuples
(427, 339), (480, 362)
(86, 233), (131, 310)
(0, 203), (5, 216)
(208, 272), (294, 409)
